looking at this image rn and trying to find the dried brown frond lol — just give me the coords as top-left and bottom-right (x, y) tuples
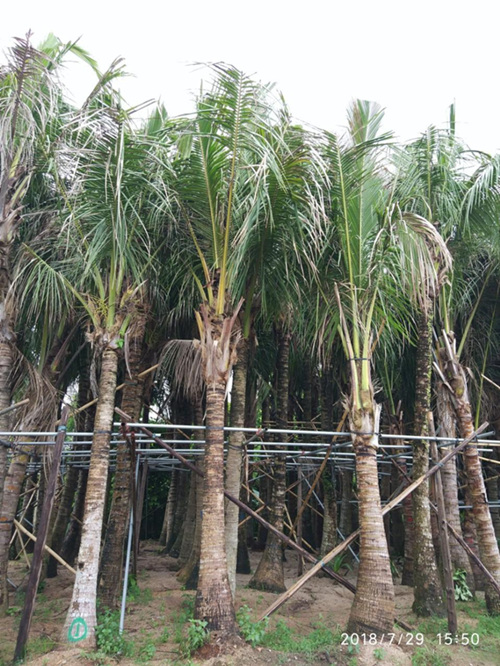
(10, 347), (59, 432)
(158, 338), (203, 402)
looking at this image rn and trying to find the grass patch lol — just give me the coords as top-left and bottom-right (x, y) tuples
(26, 634), (57, 659)
(235, 606), (342, 658)
(411, 645), (450, 666)
(260, 617), (342, 657)
(127, 576), (153, 605)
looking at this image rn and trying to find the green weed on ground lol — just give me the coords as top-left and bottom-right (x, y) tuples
(95, 608), (133, 658)
(26, 634), (57, 659)
(411, 645), (450, 666)
(127, 576), (153, 605)
(411, 597), (500, 664)
(168, 592), (211, 658)
(237, 608), (343, 659)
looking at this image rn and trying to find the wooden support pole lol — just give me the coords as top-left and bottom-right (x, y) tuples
(14, 407), (70, 663)
(429, 412), (457, 634)
(296, 463), (304, 576)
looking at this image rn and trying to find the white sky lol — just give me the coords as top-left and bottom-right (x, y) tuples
(2, 0), (500, 152)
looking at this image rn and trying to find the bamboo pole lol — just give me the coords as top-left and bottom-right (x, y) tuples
(13, 525), (31, 569)
(479, 456), (500, 466)
(238, 503), (265, 528)
(13, 521), (75, 575)
(0, 399), (29, 419)
(258, 421), (489, 621)
(55, 364), (160, 426)
(256, 466), (323, 518)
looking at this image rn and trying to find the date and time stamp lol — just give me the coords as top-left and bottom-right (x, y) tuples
(340, 632), (480, 647)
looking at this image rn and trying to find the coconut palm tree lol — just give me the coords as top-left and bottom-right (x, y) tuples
(392, 122), (464, 614)
(18, 68), (168, 643)
(433, 154), (500, 614)
(314, 100), (449, 634)
(161, 63), (325, 629)
(0, 32), (101, 611)
(160, 64), (286, 633)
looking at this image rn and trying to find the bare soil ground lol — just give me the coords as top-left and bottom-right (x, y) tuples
(1, 541), (498, 666)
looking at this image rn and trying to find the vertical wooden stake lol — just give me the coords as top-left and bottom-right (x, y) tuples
(133, 459), (148, 577)
(14, 406), (70, 663)
(296, 463), (304, 575)
(428, 411), (458, 634)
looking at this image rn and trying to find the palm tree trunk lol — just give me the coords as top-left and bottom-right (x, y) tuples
(159, 469), (177, 547)
(63, 346), (119, 647)
(195, 381), (236, 633)
(451, 367), (500, 614)
(61, 469), (88, 566)
(225, 338), (248, 596)
(168, 476), (189, 557)
(0, 339), (14, 514)
(248, 456), (287, 592)
(486, 469), (500, 539)
(177, 398), (205, 588)
(47, 465), (79, 578)
(339, 468), (353, 549)
(463, 486), (486, 591)
(411, 308), (444, 616)
(400, 456), (414, 585)
(177, 471), (197, 569)
(435, 380), (474, 588)
(390, 458), (404, 556)
(194, 303), (237, 634)
(48, 353), (93, 578)
(249, 330), (290, 593)
(0, 232), (15, 515)
(320, 474), (337, 557)
(0, 446), (30, 611)
(347, 402), (395, 634)
(99, 317), (147, 608)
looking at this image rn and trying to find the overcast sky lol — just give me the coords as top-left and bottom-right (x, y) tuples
(2, 0), (499, 152)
